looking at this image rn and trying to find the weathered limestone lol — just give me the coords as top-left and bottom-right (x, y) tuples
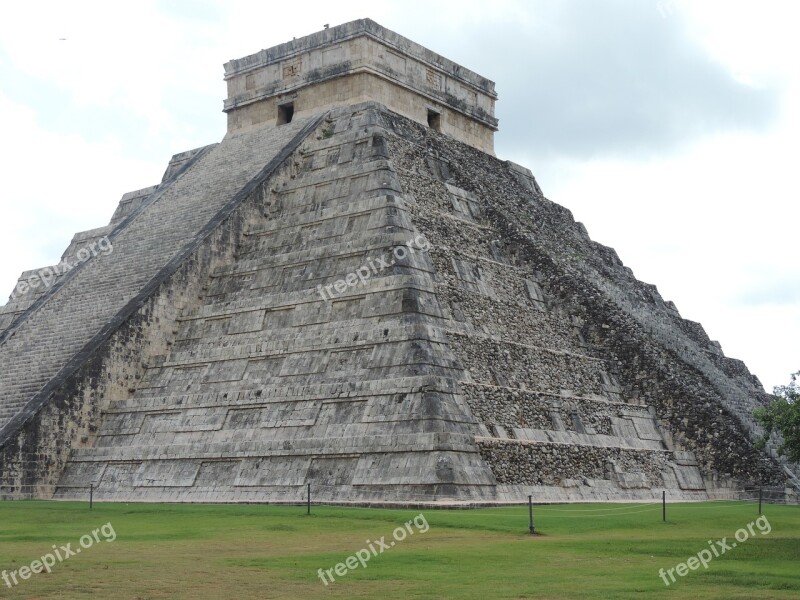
(48, 105), (497, 503)
(223, 19), (497, 154)
(0, 20), (795, 504)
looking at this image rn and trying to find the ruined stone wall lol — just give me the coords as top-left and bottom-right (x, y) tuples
(0, 225), (238, 497)
(481, 441), (670, 488)
(226, 71), (495, 154)
(0, 113), (326, 498)
(223, 19), (497, 153)
(383, 109), (786, 494)
(54, 105), (498, 504)
(2, 101), (788, 504)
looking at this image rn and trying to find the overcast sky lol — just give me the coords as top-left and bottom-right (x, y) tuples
(0, 0), (797, 390)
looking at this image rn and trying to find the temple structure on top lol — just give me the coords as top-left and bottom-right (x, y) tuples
(222, 19), (498, 154)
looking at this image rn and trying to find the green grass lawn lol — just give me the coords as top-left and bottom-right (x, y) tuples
(0, 500), (797, 599)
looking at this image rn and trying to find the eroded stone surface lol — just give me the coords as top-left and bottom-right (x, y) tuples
(0, 20), (795, 504)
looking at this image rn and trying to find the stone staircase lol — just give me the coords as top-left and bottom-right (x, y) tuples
(55, 104), (497, 503)
(0, 113), (323, 439)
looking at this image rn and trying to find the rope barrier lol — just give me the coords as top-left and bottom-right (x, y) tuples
(1, 484), (796, 508)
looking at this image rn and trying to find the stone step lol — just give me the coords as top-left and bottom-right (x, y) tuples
(69, 431), (478, 461)
(104, 375), (454, 412)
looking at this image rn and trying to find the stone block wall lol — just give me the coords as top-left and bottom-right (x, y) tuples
(53, 104), (497, 503)
(1, 101), (791, 504)
(223, 19), (497, 154)
(0, 112), (326, 497)
(384, 107), (788, 500)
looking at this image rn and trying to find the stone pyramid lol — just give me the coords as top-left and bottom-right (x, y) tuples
(1, 20), (796, 504)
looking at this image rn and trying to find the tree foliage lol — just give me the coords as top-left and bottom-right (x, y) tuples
(754, 371), (800, 463)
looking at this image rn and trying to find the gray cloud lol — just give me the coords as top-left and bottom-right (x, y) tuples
(434, 0), (780, 159)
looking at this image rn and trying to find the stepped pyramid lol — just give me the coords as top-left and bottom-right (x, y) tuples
(1, 20), (795, 504)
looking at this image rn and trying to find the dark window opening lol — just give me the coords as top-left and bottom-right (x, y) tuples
(427, 109), (441, 131)
(277, 102), (294, 125)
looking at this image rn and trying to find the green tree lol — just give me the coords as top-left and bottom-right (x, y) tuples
(755, 371), (800, 463)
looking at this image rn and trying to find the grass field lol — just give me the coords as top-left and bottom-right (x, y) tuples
(0, 500), (798, 599)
